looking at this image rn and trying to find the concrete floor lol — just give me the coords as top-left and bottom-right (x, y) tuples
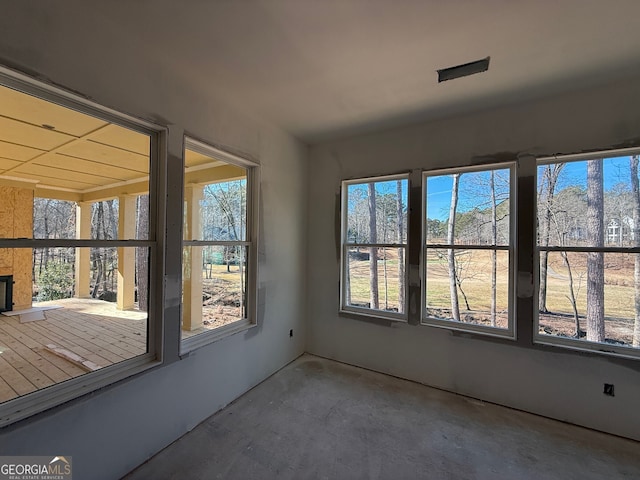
(124, 354), (640, 480)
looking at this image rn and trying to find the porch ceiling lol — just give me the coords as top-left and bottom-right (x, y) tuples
(0, 84), (231, 202)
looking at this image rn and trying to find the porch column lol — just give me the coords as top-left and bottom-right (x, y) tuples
(182, 184), (203, 331)
(117, 195), (136, 310)
(75, 202), (91, 298)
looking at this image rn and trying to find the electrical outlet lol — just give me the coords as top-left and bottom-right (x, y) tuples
(603, 383), (615, 397)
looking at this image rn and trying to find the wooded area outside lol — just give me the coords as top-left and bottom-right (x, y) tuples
(424, 167), (512, 329)
(343, 156), (640, 351)
(537, 156), (640, 350)
(181, 145), (249, 337)
(32, 197), (150, 306)
(343, 177), (408, 316)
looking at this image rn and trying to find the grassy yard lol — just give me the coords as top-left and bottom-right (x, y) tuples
(347, 248), (639, 345)
(197, 263), (245, 327)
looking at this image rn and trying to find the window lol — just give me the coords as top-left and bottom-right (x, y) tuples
(422, 165), (515, 336)
(340, 175), (408, 320)
(180, 138), (258, 351)
(0, 68), (161, 425)
(536, 151), (640, 357)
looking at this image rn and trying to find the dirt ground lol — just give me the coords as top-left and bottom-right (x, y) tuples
(200, 277), (243, 329)
(538, 312), (635, 345)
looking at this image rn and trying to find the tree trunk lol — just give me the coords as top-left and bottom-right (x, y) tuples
(630, 155), (640, 347)
(396, 180), (405, 314)
(539, 164), (563, 313)
(560, 251), (581, 337)
(136, 195), (149, 311)
(367, 183), (379, 309)
(383, 247), (388, 310)
(490, 170), (497, 326)
(586, 160), (605, 343)
(448, 174), (460, 321)
(106, 200), (118, 240)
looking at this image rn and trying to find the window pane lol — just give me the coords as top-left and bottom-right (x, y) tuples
(346, 179), (408, 245)
(33, 198), (149, 241)
(345, 246), (406, 314)
(538, 157), (639, 248)
(425, 248), (509, 329)
(0, 83), (151, 242)
(0, 246), (149, 404)
(184, 148), (248, 242)
(425, 169), (510, 245)
(538, 251), (639, 350)
(181, 245), (248, 339)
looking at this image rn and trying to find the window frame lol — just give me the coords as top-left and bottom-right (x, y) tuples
(339, 173), (410, 322)
(0, 64), (166, 427)
(421, 163), (517, 339)
(180, 137), (260, 354)
(535, 147), (640, 360)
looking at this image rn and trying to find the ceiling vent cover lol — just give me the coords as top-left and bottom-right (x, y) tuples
(437, 57), (490, 83)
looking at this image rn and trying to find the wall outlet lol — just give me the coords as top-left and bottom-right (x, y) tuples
(603, 383), (615, 397)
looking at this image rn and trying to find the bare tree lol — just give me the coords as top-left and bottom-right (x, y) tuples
(396, 180), (405, 313)
(539, 164), (564, 313)
(136, 195), (149, 311)
(448, 173), (461, 321)
(586, 160), (605, 343)
(368, 183), (379, 309)
(546, 185), (586, 337)
(490, 170), (497, 326)
(630, 155), (640, 346)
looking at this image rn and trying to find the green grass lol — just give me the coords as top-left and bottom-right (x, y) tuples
(348, 249), (638, 321)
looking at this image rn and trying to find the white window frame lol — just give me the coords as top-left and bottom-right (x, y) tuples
(535, 147), (640, 360)
(180, 137), (260, 353)
(421, 163), (516, 339)
(0, 65), (165, 427)
(339, 173), (409, 322)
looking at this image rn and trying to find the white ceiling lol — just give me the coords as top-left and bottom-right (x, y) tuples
(141, 0), (640, 142)
(4, 1), (640, 143)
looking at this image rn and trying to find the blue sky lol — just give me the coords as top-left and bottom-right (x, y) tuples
(545, 156), (632, 192)
(426, 168), (510, 221)
(347, 156), (638, 222)
(425, 156), (638, 221)
(347, 179), (408, 211)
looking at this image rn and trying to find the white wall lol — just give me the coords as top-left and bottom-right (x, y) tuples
(0, 5), (307, 480)
(307, 75), (640, 442)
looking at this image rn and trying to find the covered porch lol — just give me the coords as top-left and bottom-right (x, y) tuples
(0, 298), (146, 403)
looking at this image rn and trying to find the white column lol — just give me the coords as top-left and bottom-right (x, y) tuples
(182, 184), (204, 331)
(117, 195), (136, 310)
(75, 202), (91, 298)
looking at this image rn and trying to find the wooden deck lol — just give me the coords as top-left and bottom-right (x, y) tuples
(0, 298), (147, 403)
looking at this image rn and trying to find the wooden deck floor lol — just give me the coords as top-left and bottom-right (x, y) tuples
(0, 298), (147, 403)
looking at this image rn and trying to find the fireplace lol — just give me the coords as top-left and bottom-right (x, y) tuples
(0, 275), (13, 312)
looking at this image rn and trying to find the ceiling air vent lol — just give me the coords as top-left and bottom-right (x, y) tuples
(437, 57), (490, 83)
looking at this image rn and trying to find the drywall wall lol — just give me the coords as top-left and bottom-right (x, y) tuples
(307, 75), (640, 441)
(0, 5), (307, 480)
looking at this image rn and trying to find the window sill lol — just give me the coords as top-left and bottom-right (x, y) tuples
(0, 353), (160, 427)
(339, 307), (407, 324)
(421, 317), (515, 340)
(534, 333), (640, 361)
(180, 318), (256, 356)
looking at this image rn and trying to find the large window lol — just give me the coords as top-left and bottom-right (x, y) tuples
(0, 68), (161, 425)
(180, 138), (258, 351)
(340, 154), (640, 360)
(423, 165), (514, 336)
(340, 175), (408, 320)
(536, 152), (640, 357)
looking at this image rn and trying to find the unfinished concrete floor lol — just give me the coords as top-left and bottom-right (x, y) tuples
(125, 354), (640, 479)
